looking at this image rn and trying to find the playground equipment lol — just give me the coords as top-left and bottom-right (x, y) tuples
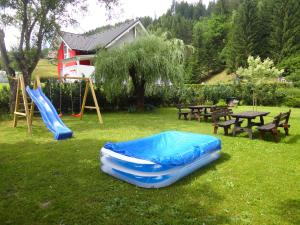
(12, 74), (103, 139)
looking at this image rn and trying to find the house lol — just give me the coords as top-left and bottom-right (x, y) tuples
(0, 70), (8, 83)
(58, 19), (148, 79)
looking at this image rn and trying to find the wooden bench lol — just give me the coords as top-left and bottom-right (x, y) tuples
(177, 104), (190, 120)
(201, 106), (229, 121)
(211, 109), (243, 135)
(257, 109), (291, 142)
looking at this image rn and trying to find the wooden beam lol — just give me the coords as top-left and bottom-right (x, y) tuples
(14, 112), (27, 116)
(84, 106), (97, 109)
(88, 78), (103, 124)
(13, 76), (20, 128)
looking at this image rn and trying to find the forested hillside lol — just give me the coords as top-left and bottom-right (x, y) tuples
(81, 0), (300, 85)
(140, 0), (300, 85)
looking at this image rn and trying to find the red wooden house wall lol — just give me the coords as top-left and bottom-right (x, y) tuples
(57, 42), (92, 78)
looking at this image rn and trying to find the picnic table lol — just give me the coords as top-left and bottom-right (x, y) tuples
(188, 105), (216, 121)
(231, 111), (270, 139)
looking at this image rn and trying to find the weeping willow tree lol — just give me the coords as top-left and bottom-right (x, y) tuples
(94, 35), (185, 111)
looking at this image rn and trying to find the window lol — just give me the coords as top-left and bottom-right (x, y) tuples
(63, 44), (70, 59)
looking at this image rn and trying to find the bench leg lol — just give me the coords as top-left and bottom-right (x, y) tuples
(259, 131), (265, 140)
(271, 128), (280, 142)
(246, 128), (253, 139)
(214, 126), (218, 134)
(224, 127), (229, 136)
(284, 127), (289, 136)
(183, 114), (188, 120)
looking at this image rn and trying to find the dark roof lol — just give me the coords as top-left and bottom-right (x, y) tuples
(61, 19), (140, 51)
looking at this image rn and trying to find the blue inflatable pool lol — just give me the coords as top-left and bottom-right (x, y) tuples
(100, 131), (221, 188)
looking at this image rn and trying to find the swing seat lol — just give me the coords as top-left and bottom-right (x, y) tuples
(71, 113), (81, 118)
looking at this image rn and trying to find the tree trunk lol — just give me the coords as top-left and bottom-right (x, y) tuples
(129, 66), (146, 111)
(0, 28), (17, 113)
(135, 85), (145, 112)
(8, 78), (17, 113)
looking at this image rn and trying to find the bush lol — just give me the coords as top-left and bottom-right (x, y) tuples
(285, 97), (300, 108)
(0, 86), (9, 112)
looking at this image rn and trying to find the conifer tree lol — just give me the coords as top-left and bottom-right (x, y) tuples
(224, 0), (260, 70)
(270, 0), (300, 62)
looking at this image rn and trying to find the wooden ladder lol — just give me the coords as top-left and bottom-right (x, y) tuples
(13, 74), (32, 134)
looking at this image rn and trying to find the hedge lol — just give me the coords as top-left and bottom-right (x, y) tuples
(0, 81), (299, 113)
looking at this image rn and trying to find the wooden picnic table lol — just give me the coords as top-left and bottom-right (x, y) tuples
(188, 105), (217, 121)
(231, 111), (270, 139)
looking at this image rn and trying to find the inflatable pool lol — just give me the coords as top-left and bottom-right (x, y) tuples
(100, 131), (221, 188)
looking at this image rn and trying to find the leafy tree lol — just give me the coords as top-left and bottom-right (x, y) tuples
(0, 0), (118, 111)
(95, 35), (185, 111)
(236, 56), (283, 106)
(270, 0), (300, 62)
(192, 15), (228, 82)
(278, 54), (300, 86)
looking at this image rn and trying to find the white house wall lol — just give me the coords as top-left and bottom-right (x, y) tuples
(108, 24), (146, 49)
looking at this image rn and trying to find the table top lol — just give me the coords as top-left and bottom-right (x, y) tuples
(231, 111), (270, 119)
(188, 105), (216, 109)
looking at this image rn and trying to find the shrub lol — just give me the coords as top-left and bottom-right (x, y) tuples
(0, 86), (10, 112)
(285, 97), (300, 108)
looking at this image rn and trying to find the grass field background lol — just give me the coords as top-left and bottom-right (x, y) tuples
(0, 106), (299, 225)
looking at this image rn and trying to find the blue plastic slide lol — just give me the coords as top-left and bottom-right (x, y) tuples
(26, 87), (73, 140)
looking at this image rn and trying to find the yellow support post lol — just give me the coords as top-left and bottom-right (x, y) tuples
(13, 74), (32, 134)
(79, 78), (103, 124)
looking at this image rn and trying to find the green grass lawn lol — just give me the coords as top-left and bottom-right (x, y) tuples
(0, 106), (299, 225)
(206, 71), (234, 84)
(32, 59), (57, 79)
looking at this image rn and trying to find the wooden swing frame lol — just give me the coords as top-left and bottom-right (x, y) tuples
(13, 74), (103, 134)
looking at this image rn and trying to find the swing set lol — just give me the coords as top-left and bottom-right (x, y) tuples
(13, 74), (103, 134)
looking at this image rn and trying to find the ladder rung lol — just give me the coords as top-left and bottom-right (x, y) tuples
(84, 106), (97, 109)
(14, 112), (27, 116)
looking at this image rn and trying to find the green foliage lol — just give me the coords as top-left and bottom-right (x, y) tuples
(0, 86), (9, 112)
(149, 1), (207, 44)
(278, 54), (300, 86)
(208, 0), (242, 15)
(191, 15), (228, 82)
(285, 97), (300, 108)
(236, 56), (283, 85)
(270, 0), (300, 62)
(279, 54), (300, 76)
(95, 35), (185, 109)
(216, 99), (227, 106)
(224, 0), (261, 71)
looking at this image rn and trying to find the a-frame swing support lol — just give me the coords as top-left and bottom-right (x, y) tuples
(79, 77), (103, 124)
(12, 74), (32, 134)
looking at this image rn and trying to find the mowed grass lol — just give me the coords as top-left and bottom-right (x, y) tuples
(0, 106), (299, 225)
(205, 71), (234, 84)
(32, 59), (57, 79)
